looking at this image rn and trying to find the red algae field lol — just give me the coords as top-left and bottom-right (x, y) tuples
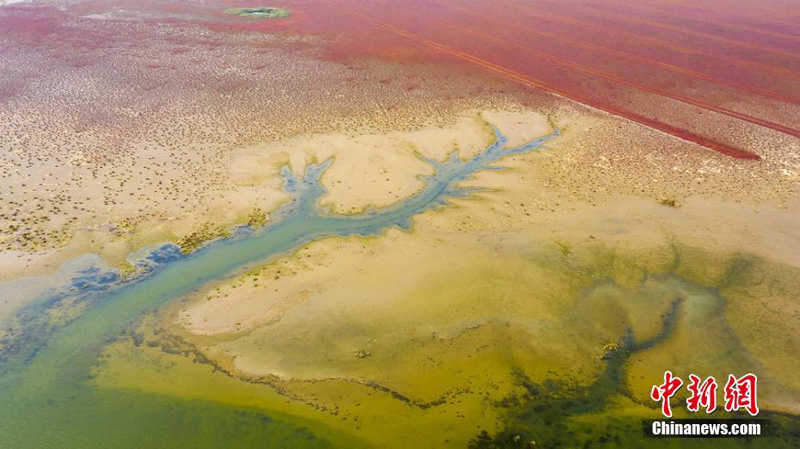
(1, 0), (800, 448)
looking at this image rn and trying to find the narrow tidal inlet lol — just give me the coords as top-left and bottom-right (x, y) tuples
(0, 126), (560, 448)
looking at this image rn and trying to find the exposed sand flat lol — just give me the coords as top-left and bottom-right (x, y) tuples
(225, 109), (553, 217)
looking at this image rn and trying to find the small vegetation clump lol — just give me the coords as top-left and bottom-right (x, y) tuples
(354, 349), (371, 359)
(177, 222), (230, 253)
(601, 341), (619, 359)
(659, 198), (680, 207)
(110, 218), (136, 237)
(247, 207), (268, 228)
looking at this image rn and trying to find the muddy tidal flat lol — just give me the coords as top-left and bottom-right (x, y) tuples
(1, 0), (800, 448)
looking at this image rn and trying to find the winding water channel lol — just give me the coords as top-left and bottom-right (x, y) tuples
(0, 125), (559, 448)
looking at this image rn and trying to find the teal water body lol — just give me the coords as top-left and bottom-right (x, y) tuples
(0, 125), (559, 448)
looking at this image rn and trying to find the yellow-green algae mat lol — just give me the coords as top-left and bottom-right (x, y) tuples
(3, 241), (800, 448)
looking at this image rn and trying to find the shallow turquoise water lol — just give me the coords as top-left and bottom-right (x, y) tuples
(0, 126), (559, 448)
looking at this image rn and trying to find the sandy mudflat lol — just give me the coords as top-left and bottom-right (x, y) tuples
(120, 108), (799, 447)
(3, 1), (800, 447)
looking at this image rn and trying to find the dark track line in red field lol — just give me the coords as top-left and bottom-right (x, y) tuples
(332, 4), (761, 161)
(557, 1), (800, 60)
(378, 1), (800, 138)
(607, 0), (800, 44)
(439, 2), (800, 107)
(471, 0), (800, 80)
(447, 26), (800, 139)
(397, 8), (800, 140)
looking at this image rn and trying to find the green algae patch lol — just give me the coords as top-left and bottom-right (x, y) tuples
(224, 7), (291, 19)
